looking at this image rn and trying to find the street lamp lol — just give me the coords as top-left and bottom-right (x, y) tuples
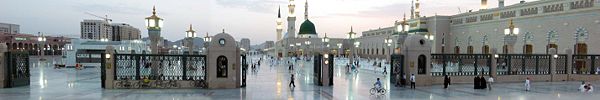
(37, 33), (47, 61)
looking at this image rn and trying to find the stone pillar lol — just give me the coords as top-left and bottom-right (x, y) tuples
(490, 48), (497, 78)
(104, 46), (116, 89)
(549, 48), (557, 81)
(0, 44), (7, 88)
(566, 49), (573, 80)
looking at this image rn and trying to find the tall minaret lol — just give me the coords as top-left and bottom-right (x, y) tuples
(287, 0), (297, 38)
(481, 0), (488, 10)
(276, 6), (283, 41)
(304, 0), (309, 20)
(499, 0), (505, 8)
(415, 0), (420, 18)
(410, 0), (414, 19)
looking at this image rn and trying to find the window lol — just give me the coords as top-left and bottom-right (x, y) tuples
(520, 7), (539, 16)
(543, 4), (564, 13)
(500, 11), (516, 18)
(480, 14), (494, 21)
(466, 16), (478, 23)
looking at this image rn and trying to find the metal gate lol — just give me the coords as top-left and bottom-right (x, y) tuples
(4, 51), (30, 88)
(241, 54), (247, 87)
(313, 54), (322, 86)
(390, 54), (404, 85)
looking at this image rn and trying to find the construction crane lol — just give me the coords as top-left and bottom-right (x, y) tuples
(84, 12), (112, 23)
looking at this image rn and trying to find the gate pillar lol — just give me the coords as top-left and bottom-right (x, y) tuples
(103, 46), (115, 89)
(206, 32), (241, 89)
(402, 35), (431, 86)
(0, 44), (6, 88)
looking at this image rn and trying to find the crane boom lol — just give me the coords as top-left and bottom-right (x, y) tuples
(84, 12), (113, 22)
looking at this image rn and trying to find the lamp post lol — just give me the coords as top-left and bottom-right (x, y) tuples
(322, 33), (330, 54)
(336, 43), (342, 57)
(384, 36), (393, 62)
(348, 26), (357, 65)
(37, 33), (47, 61)
(305, 41), (311, 57)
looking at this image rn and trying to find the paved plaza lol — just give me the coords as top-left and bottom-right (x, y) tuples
(0, 56), (598, 100)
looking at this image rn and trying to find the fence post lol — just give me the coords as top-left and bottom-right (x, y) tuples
(491, 48), (497, 77)
(549, 48), (557, 81)
(566, 49), (573, 80)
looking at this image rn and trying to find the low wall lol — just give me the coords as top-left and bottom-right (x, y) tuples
(415, 74), (598, 86)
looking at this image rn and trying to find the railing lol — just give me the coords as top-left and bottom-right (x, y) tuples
(496, 54), (551, 75)
(431, 54), (491, 76)
(556, 55), (568, 74)
(572, 55), (600, 75)
(114, 54), (206, 81)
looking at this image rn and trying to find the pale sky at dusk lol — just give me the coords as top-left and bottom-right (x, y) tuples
(0, 0), (535, 45)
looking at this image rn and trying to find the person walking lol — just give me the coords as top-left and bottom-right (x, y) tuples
(525, 77), (531, 91)
(488, 76), (494, 90)
(289, 74), (296, 87)
(410, 74), (416, 89)
(444, 75), (451, 89)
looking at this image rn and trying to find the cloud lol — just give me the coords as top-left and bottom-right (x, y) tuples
(329, 3), (410, 18)
(70, 3), (148, 15)
(215, 0), (286, 13)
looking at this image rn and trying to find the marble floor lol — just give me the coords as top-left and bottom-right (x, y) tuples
(0, 56), (599, 100)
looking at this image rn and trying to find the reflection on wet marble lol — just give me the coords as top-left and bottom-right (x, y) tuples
(0, 56), (598, 100)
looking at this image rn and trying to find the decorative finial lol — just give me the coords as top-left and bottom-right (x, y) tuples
(278, 6), (281, 18)
(189, 24), (193, 30)
(222, 29), (225, 33)
(351, 26), (354, 32)
(324, 32), (327, 37)
(206, 32), (209, 37)
(152, 6), (156, 15)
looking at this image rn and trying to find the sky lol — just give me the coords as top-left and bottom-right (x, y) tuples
(0, 0), (535, 45)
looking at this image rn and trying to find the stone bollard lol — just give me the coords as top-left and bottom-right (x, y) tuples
(104, 46), (115, 89)
(549, 48), (557, 81)
(0, 43), (6, 88)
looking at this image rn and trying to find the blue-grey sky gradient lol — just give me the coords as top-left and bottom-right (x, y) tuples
(0, 0), (533, 45)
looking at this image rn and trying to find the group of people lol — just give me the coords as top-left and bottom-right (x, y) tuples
(474, 75), (489, 89)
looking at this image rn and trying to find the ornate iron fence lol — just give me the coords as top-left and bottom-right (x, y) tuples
(496, 54), (551, 75)
(572, 55), (600, 74)
(3, 51), (30, 88)
(556, 55), (568, 74)
(114, 54), (206, 81)
(431, 54), (491, 76)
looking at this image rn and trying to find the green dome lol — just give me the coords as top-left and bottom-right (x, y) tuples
(298, 19), (317, 35)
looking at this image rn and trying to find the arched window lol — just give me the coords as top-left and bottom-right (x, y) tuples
(546, 44), (557, 54)
(523, 44), (533, 54)
(418, 55), (427, 74)
(454, 46), (460, 54)
(467, 46), (474, 54)
(217, 56), (228, 78)
(482, 45), (490, 54)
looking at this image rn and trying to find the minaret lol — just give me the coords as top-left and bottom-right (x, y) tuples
(185, 24), (195, 54)
(304, 0), (309, 20)
(415, 0), (420, 18)
(481, 0), (488, 10)
(499, 0), (505, 8)
(276, 6), (283, 41)
(287, 0), (297, 38)
(410, 0), (414, 19)
(145, 6), (164, 54)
